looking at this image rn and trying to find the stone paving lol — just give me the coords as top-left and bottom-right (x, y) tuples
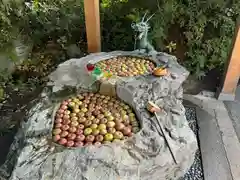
(184, 91), (240, 180)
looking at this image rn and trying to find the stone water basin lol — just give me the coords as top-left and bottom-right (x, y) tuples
(1, 51), (197, 180)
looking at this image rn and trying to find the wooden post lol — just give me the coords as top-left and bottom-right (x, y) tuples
(84, 0), (101, 53)
(217, 21), (240, 100)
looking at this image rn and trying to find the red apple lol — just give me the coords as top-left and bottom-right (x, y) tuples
(55, 118), (63, 124)
(60, 131), (69, 138)
(76, 129), (83, 135)
(92, 118), (100, 124)
(58, 109), (65, 114)
(55, 123), (62, 128)
(63, 115), (70, 120)
(100, 118), (108, 124)
(76, 134), (85, 142)
(55, 113), (63, 118)
(108, 127), (116, 134)
(74, 141), (84, 147)
(95, 135), (104, 142)
(85, 135), (95, 142)
(53, 128), (62, 135)
(59, 138), (67, 145)
(67, 133), (76, 140)
(78, 117), (87, 123)
(77, 124), (85, 130)
(61, 125), (70, 131)
(53, 135), (61, 142)
(66, 140), (74, 147)
(122, 127), (131, 136)
(69, 126), (77, 133)
(115, 122), (125, 131)
(107, 121), (115, 128)
(62, 101), (68, 105)
(84, 120), (92, 127)
(62, 119), (70, 125)
(71, 121), (79, 127)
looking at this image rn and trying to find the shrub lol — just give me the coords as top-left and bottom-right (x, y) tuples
(100, 0), (240, 78)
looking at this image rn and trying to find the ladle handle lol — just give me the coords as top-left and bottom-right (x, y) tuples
(154, 112), (178, 164)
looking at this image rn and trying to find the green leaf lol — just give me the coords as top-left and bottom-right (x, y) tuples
(198, 55), (206, 68)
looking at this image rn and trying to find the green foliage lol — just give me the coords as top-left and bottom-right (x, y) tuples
(100, 0), (240, 78)
(0, 0), (85, 48)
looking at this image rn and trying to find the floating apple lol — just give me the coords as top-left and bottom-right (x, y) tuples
(100, 118), (108, 124)
(76, 134), (85, 141)
(90, 124), (98, 129)
(66, 140), (74, 147)
(63, 115), (70, 121)
(67, 133), (76, 140)
(108, 127), (116, 134)
(78, 117), (87, 123)
(95, 135), (104, 142)
(71, 121), (79, 127)
(92, 118), (100, 124)
(115, 122), (125, 131)
(92, 129), (100, 136)
(77, 124), (85, 130)
(84, 128), (92, 135)
(59, 138), (67, 145)
(99, 129), (107, 135)
(98, 124), (106, 130)
(74, 141), (84, 147)
(54, 123), (62, 128)
(107, 121), (115, 128)
(113, 131), (124, 139)
(69, 126), (77, 133)
(84, 120), (92, 127)
(76, 128), (83, 135)
(85, 135), (95, 142)
(122, 127), (132, 136)
(104, 133), (114, 141)
(53, 135), (61, 142)
(71, 117), (78, 121)
(61, 125), (70, 131)
(60, 131), (69, 138)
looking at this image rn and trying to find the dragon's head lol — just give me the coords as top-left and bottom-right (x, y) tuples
(131, 13), (155, 40)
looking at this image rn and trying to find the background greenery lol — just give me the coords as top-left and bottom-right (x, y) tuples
(0, 0), (240, 79)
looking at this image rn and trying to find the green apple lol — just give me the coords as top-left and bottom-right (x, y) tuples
(99, 129), (107, 135)
(92, 129), (100, 136)
(107, 116), (114, 121)
(98, 124), (106, 130)
(107, 121), (115, 128)
(81, 107), (88, 113)
(90, 124), (98, 129)
(113, 131), (124, 139)
(104, 133), (114, 141)
(68, 102), (75, 107)
(84, 128), (92, 135)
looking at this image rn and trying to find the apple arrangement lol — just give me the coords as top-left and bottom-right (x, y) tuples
(95, 56), (156, 77)
(52, 92), (141, 148)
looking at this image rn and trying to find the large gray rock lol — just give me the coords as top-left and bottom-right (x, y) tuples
(0, 51), (197, 180)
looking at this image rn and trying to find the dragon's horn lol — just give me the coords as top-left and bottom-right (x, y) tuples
(146, 13), (155, 22)
(142, 12), (148, 22)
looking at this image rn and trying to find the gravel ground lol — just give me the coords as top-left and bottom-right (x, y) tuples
(179, 107), (204, 180)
